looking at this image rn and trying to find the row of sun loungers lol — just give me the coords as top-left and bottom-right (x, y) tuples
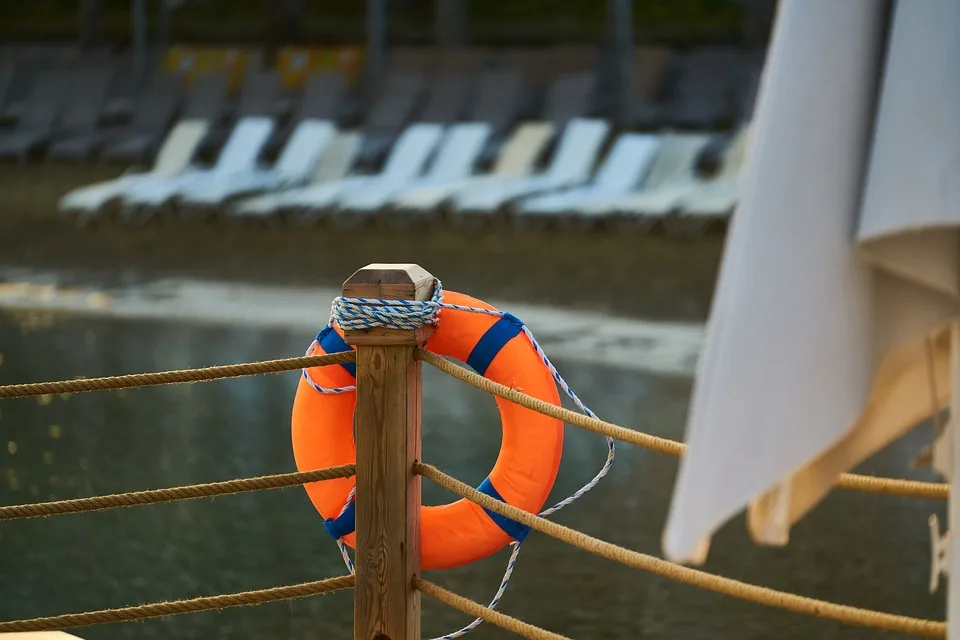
(57, 109), (749, 230)
(3, 43), (758, 231)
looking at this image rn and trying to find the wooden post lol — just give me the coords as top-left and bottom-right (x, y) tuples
(342, 263), (433, 640)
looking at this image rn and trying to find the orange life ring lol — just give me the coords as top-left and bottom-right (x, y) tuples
(291, 290), (564, 570)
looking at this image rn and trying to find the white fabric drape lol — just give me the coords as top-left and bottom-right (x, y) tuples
(663, 0), (960, 565)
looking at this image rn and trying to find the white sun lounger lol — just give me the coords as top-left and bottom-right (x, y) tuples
(578, 132), (713, 226)
(517, 133), (662, 221)
(337, 122), (491, 214)
(602, 133), (717, 219)
(176, 120), (336, 213)
(228, 131), (362, 221)
(676, 123), (754, 220)
(390, 122), (555, 213)
(120, 117), (276, 220)
(58, 119), (209, 224)
(450, 118), (611, 216)
(275, 123), (445, 223)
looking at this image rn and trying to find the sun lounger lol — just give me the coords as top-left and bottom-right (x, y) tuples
(674, 124), (754, 224)
(329, 71), (478, 216)
(450, 117), (610, 216)
(119, 117), (276, 220)
(58, 119), (209, 224)
(517, 133), (662, 222)
(613, 128), (751, 225)
(177, 119), (336, 213)
(381, 66), (598, 222)
(391, 121), (555, 214)
(338, 122), (491, 215)
(219, 72), (349, 220)
(274, 123), (445, 224)
(228, 131), (362, 221)
(578, 132), (714, 226)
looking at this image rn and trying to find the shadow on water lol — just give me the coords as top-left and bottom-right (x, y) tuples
(0, 312), (947, 639)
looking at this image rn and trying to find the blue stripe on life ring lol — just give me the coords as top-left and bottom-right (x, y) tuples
(477, 476), (531, 542)
(317, 326), (357, 378)
(465, 313), (524, 376)
(323, 499), (356, 539)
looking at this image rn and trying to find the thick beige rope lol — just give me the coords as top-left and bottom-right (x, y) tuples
(0, 348), (940, 498)
(0, 351), (356, 399)
(0, 464), (356, 520)
(0, 575), (355, 632)
(415, 578), (571, 640)
(416, 462), (946, 639)
(417, 350), (949, 501)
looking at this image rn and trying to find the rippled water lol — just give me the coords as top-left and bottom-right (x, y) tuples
(0, 312), (947, 639)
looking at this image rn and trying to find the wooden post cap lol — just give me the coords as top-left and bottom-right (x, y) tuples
(342, 263), (434, 300)
(342, 264), (436, 347)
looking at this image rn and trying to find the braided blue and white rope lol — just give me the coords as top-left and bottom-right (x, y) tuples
(303, 278), (614, 640)
(335, 485), (356, 574)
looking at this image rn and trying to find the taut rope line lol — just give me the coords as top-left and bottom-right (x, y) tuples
(0, 464), (356, 520)
(415, 578), (571, 640)
(0, 575), (355, 633)
(0, 351), (355, 399)
(418, 349), (950, 501)
(416, 462), (946, 639)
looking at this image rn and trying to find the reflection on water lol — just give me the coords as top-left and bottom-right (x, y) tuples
(0, 313), (946, 639)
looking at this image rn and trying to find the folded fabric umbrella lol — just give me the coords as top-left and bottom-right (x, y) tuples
(662, 0), (960, 611)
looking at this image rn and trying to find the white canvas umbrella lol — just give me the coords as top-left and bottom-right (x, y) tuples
(662, 0), (960, 620)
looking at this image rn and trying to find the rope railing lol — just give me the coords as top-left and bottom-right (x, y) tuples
(416, 349), (950, 501)
(0, 575), (355, 633)
(0, 464), (356, 520)
(0, 351), (355, 399)
(414, 462), (946, 639)
(0, 266), (949, 640)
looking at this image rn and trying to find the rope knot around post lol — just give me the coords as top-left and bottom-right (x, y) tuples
(331, 276), (444, 334)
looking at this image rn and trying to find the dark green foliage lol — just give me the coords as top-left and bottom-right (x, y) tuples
(0, 0), (746, 46)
